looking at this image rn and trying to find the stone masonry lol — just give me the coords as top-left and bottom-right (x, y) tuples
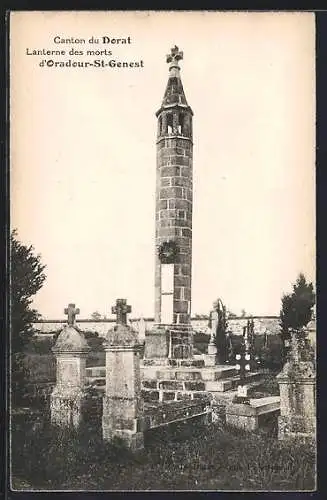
(155, 46), (193, 326)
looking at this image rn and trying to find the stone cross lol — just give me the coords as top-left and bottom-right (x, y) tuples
(111, 299), (131, 326)
(64, 303), (80, 326)
(166, 45), (183, 68)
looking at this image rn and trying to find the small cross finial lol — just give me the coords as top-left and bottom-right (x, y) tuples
(166, 45), (183, 69)
(111, 298), (132, 326)
(64, 303), (80, 326)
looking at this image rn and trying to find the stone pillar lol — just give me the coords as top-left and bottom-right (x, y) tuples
(50, 325), (90, 428)
(277, 356), (316, 440)
(204, 311), (218, 366)
(154, 47), (193, 328)
(102, 322), (145, 450)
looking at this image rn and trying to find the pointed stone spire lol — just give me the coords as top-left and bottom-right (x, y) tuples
(158, 45), (191, 113)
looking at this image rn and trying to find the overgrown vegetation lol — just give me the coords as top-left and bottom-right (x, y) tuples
(248, 373), (280, 398)
(11, 230), (47, 405)
(212, 298), (230, 363)
(280, 273), (315, 362)
(193, 331), (283, 371)
(11, 415), (315, 491)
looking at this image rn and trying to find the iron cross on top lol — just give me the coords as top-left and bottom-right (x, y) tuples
(112, 299), (131, 326)
(64, 303), (80, 326)
(166, 45), (183, 67)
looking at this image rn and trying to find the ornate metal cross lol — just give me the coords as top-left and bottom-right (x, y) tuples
(111, 298), (131, 326)
(166, 45), (183, 67)
(236, 319), (255, 385)
(64, 303), (80, 326)
(235, 344), (251, 386)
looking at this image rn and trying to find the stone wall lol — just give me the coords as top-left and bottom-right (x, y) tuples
(32, 316), (280, 339)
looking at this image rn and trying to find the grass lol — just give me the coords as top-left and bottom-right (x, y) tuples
(11, 412), (316, 491)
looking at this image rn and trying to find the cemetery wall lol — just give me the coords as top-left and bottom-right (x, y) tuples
(32, 316), (280, 339)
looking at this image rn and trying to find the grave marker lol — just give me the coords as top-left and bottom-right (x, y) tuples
(277, 333), (316, 440)
(102, 299), (145, 450)
(50, 304), (90, 428)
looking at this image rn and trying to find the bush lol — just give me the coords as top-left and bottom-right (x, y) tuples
(248, 373), (280, 398)
(27, 335), (56, 354)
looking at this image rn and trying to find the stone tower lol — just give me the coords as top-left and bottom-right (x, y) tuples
(155, 45), (193, 327)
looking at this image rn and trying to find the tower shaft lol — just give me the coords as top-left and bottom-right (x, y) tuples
(154, 46), (193, 326)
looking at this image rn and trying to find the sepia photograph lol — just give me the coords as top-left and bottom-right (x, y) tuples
(9, 10), (316, 491)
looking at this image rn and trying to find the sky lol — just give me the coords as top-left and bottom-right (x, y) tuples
(10, 11), (316, 319)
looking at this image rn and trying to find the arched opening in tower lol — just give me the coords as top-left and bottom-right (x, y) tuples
(178, 113), (184, 135)
(167, 113), (173, 135)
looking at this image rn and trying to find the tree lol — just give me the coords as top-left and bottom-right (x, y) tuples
(11, 230), (46, 403)
(280, 273), (315, 361)
(212, 298), (229, 364)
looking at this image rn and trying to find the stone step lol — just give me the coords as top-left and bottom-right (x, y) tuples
(211, 372), (263, 392)
(142, 379), (208, 392)
(142, 358), (205, 368)
(141, 365), (238, 382)
(211, 379), (267, 404)
(141, 388), (211, 403)
(142, 371), (263, 394)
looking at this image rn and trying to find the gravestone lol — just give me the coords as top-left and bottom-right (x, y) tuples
(50, 304), (91, 428)
(277, 334), (316, 440)
(102, 299), (145, 450)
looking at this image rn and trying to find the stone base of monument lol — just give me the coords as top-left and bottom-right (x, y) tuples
(144, 323), (193, 361)
(143, 358), (202, 369)
(141, 364), (264, 403)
